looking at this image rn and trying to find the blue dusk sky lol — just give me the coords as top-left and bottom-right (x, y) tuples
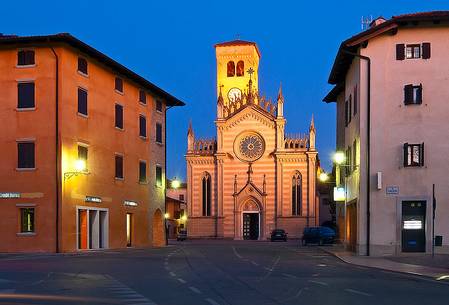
(2, 0), (447, 181)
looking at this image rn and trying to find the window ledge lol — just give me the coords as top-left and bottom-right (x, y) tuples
(16, 232), (36, 237)
(77, 71), (89, 78)
(115, 177), (124, 181)
(16, 167), (36, 171)
(139, 102), (147, 107)
(115, 127), (124, 131)
(77, 112), (88, 118)
(156, 110), (163, 114)
(16, 64), (36, 69)
(115, 89), (124, 95)
(16, 107), (36, 112)
(156, 142), (164, 146)
(139, 136), (148, 141)
(139, 181), (148, 185)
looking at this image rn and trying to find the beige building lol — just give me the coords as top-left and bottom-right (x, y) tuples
(324, 11), (449, 255)
(186, 40), (319, 240)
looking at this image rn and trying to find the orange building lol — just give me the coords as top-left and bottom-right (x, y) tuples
(0, 33), (184, 253)
(186, 40), (319, 240)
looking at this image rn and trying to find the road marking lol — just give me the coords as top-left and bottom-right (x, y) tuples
(345, 288), (372, 297)
(205, 298), (221, 305)
(169, 272), (176, 277)
(308, 280), (328, 286)
(189, 286), (202, 294)
(177, 278), (186, 284)
(282, 273), (298, 279)
(232, 246), (243, 259)
(317, 264), (327, 267)
(312, 273), (320, 277)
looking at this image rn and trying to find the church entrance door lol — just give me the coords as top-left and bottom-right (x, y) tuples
(243, 212), (259, 240)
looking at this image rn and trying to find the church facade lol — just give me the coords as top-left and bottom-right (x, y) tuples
(186, 40), (319, 240)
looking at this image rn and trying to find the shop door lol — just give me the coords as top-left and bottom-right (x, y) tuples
(78, 210), (88, 250)
(402, 201), (426, 252)
(126, 213), (132, 247)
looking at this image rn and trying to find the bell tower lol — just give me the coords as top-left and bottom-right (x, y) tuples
(215, 40), (260, 106)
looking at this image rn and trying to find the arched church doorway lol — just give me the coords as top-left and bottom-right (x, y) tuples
(152, 209), (165, 247)
(241, 199), (261, 240)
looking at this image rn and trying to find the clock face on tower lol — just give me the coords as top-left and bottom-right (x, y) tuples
(228, 87), (242, 103)
(233, 132), (265, 162)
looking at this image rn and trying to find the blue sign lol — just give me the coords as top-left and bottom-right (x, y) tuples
(386, 186), (399, 195)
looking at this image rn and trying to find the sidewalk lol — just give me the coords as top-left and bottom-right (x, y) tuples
(322, 245), (449, 281)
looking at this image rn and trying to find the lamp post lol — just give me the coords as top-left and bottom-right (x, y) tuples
(164, 212), (170, 245)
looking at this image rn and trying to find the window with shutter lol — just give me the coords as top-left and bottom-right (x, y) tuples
(396, 44), (405, 60)
(156, 100), (163, 112)
(115, 104), (124, 129)
(139, 161), (146, 183)
(406, 44), (421, 59)
(404, 84), (422, 105)
(156, 166), (163, 187)
(18, 82), (35, 109)
(115, 77), (123, 93)
(139, 90), (146, 104)
(139, 115), (146, 138)
(78, 88), (88, 115)
(78, 57), (88, 75)
(115, 155), (124, 179)
(422, 43), (431, 59)
(18, 50), (35, 66)
(17, 142), (35, 169)
(403, 143), (424, 167)
(156, 123), (163, 143)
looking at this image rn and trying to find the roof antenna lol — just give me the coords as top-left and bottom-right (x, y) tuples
(361, 15), (373, 30)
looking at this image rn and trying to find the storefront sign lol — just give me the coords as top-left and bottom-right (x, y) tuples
(85, 196), (102, 203)
(403, 220), (422, 230)
(386, 186), (399, 195)
(0, 192), (20, 199)
(124, 200), (138, 207)
(333, 187), (345, 201)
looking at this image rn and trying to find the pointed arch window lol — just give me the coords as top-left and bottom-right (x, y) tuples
(292, 172), (302, 216)
(227, 61), (235, 77)
(202, 173), (211, 216)
(236, 61), (244, 76)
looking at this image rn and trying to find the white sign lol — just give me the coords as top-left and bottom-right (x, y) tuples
(0, 192), (20, 199)
(386, 186), (399, 195)
(85, 196), (102, 203)
(403, 220), (422, 230)
(124, 200), (138, 207)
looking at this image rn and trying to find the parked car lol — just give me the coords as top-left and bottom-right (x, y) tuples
(302, 226), (335, 245)
(177, 230), (187, 241)
(270, 229), (288, 242)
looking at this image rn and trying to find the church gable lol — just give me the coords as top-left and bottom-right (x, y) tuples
(222, 105), (275, 132)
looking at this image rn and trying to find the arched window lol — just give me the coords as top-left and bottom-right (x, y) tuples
(292, 172), (302, 215)
(236, 61), (244, 76)
(227, 61), (235, 77)
(202, 173), (211, 216)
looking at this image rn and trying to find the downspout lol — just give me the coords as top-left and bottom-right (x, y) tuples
(50, 46), (60, 253)
(341, 48), (371, 256)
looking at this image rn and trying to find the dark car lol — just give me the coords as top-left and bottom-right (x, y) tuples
(302, 226), (335, 245)
(177, 230), (187, 241)
(270, 229), (288, 242)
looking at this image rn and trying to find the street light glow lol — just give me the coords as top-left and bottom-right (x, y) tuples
(181, 215), (187, 221)
(74, 159), (86, 172)
(319, 172), (329, 182)
(164, 213), (170, 219)
(333, 151), (346, 165)
(171, 178), (181, 189)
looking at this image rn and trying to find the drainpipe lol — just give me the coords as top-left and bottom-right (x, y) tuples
(50, 46), (60, 253)
(341, 48), (371, 256)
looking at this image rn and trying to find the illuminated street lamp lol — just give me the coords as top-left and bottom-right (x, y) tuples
(171, 178), (181, 189)
(333, 151), (346, 165)
(164, 213), (170, 219)
(64, 159), (88, 180)
(319, 172), (329, 182)
(181, 214), (187, 221)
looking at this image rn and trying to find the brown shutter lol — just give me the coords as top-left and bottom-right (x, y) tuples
(420, 142), (425, 166)
(422, 43), (431, 59)
(403, 143), (409, 167)
(396, 44), (405, 60)
(417, 84), (423, 104)
(404, 84), (413, 104)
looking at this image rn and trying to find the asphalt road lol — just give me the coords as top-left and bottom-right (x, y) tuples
(0, 240), (448, 305)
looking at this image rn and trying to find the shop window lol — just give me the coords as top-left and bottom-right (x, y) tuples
(20, 208), (35, 233)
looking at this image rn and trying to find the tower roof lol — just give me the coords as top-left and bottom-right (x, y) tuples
(214, 39), (261, 58)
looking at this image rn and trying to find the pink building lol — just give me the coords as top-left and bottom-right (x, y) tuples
(324, 11), (449, 256)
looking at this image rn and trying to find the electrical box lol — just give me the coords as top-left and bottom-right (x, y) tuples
(377, 172), (382, 190)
